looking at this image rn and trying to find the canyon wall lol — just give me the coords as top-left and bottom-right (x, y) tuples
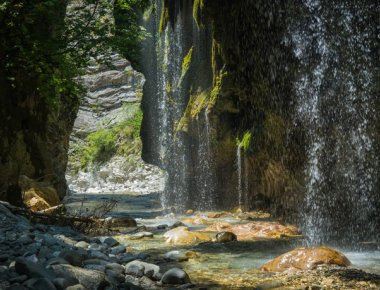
(140, 0), (380, 243)
(0, 0), (77, 205)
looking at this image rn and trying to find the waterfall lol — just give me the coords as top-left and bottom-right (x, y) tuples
(236, 145), (243, 209)
(244, 156), (249, 211)
(196, 110), (215, 210)
(293, 0), (378, 244)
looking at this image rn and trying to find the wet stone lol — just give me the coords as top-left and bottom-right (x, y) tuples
(110, 245), (126, 255)
(28, 278), (57, 290)
(15, 258), (56, 280)
(215, 232), (237, 243)
(52, 277), (79, 290)
(164, 251), (189, 262)
(99, 237), (119, 247)
(161, 268), (191, 285)
(59, 249), (87, 267)
(125, 260), (161, 280)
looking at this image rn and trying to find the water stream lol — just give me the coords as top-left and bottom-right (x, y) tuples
(64, 191), (380, 288)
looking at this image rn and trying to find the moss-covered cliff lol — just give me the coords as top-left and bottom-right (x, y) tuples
(141, 0), (380, 243)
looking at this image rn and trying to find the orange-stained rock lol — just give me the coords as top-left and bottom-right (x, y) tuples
(204, 221), (300, 240)
(163, 226), (212, 245)
(19, 175), (60, 211)
(185, 209), (194, 215)
(260, 246), (351, 272)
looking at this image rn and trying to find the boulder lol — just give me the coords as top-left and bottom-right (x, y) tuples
(160, 268), (191, 285)
(205, 221), (300, 240)
(125, 260), (161, 280)
(59, 249), (86, 267)
(18, 175), (60, 212)
(163, 226), (212, 245)
(50, 264), (106, 289)
(260, 246), (351, 272)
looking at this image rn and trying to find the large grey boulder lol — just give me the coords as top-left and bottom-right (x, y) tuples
(125, 260), (161, 281)
(50, 264), (106, 290)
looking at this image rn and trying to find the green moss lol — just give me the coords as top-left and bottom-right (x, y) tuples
(159, 0), (169, 33)
(181, 47), (193, 77)
(71, 103), (143, 169)
(165, 82), (172, 94)
(237, 131), (252, 152)
(176, 90), (209, 133)
(193, 0), (205, 28)
(136, 89), (143, 99)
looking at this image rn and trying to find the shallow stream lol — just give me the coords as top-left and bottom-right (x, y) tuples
(64, 191), (380, 288)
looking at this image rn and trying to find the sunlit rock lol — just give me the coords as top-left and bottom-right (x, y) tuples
(260, 247), (351, 272)
(19, 175), (60, 211)
(182, 216), (210, 225)
(204, 221), (300, 240)
(163, 226), (212, 245)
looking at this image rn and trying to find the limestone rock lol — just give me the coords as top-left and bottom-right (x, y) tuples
(163, 226), (212, 245)
(260, 246), (351, 272)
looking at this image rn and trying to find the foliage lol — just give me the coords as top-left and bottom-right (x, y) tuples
(0, 0), (150, 111)
(113, 0), (151, 69)
(75, 104), (143, 169)
(193, 0), (205, 28)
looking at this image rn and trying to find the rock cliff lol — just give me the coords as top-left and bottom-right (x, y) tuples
(66, 54), (164, 194)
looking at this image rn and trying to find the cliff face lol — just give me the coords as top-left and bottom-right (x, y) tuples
(66, 54), (164, 194)
(0, 0), (78, 205)
(141, 0), (304, 215)
(141, 0), (380, 243)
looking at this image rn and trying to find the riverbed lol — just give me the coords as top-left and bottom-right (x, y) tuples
(64, 191), (380, 289)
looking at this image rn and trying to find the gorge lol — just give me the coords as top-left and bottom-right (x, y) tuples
(0, 0), (379, 289)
